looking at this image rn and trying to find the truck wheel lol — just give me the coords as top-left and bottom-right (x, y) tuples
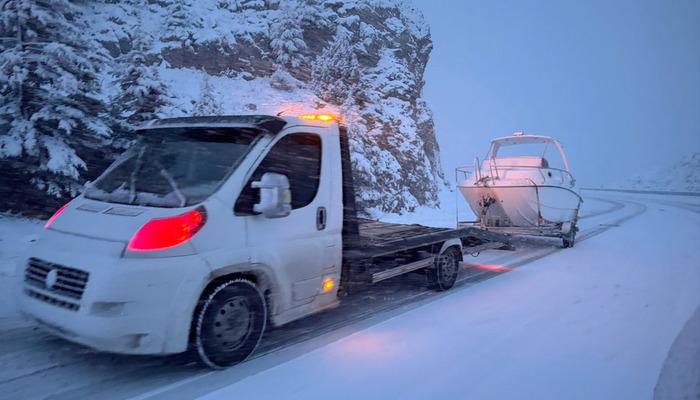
(194, 279), (267, 369)
(427, 247), (461, 291)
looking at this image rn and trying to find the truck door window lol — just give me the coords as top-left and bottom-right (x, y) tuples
(235, 133), (322, 215)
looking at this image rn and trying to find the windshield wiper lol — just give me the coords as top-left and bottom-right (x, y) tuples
(129, 147), (146, 205)
(155, 161), (187, 207)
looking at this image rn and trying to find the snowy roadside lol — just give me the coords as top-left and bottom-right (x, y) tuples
(0, 215), (42, 328)
(654, 305), (700, 400)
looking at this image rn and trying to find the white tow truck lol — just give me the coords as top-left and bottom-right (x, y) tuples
(17, 114), (511, 368)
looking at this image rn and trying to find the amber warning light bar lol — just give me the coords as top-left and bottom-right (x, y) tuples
(297, 114), (337, 122)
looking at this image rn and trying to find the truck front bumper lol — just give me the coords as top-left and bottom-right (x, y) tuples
(17, 229), (209, 355)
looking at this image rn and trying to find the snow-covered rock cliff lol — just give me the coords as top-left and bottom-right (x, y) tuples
(0, 0), (446, 216)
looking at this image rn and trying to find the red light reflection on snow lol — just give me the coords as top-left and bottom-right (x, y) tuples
(343, 335), (384, 353)
(332, 331), (401, 360)
(463, 262), (512, 272)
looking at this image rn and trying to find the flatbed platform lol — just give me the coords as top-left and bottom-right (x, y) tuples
(344, 219), (512, 261)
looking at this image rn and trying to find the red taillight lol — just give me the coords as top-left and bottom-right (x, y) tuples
(127, 207), (207, 251)
(45, 203), (69, 229)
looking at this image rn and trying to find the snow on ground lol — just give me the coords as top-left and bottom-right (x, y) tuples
(654, 305), (700, 400)
(0, 215), (42, 328)
(200, 192), (700, 400)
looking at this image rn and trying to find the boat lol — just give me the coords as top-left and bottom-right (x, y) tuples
(457, 132), (582, 247)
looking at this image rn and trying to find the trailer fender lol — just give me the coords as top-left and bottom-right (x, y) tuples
(438, 239), (463, 259)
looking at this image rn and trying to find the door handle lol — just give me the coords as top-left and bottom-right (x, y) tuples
(316, 207), (326, 230)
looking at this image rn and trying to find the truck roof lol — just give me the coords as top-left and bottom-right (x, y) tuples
(137, 114), (339, 134)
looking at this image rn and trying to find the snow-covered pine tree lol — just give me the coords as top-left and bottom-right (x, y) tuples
(0, 0), (112, 198)
(217, 0), (236, 11)
(113, 26), (171, 131)
(238, 0), (266, 11)
(310, 27), (361, 105)
(193, 73), (222, 116)
(162, 0), (198, 50)
(269, 1), (307, 69)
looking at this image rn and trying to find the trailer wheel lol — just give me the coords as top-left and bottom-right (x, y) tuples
(562, 224), (577, 248)
(427, 247), (461, 291)
(194, 279), (267, 369)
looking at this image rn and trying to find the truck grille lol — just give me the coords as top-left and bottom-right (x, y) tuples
(24, 289), (80, 311)
(24, 258), (89, 311)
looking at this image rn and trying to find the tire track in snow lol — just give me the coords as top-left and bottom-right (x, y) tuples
(644, 198), (700, 215)
(578, 197), (626, 220)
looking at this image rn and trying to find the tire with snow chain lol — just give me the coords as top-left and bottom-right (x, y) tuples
(195, 279), (267, 369)
(427, 246), (461, 291)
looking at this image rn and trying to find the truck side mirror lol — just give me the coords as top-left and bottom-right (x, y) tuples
(251, 172), (292, 218)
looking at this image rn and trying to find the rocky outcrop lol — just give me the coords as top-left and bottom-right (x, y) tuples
(2, 0), (447, 216)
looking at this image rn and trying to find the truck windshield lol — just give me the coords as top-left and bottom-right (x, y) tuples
(84, 127), (261, 208)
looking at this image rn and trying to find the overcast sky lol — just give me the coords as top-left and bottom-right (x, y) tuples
(416, 0), (700, 187)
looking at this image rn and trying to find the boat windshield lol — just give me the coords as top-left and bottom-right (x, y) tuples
(84, 127), (262, 208)
(489, 140), (567, 171)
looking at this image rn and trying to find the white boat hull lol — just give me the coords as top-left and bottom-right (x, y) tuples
(459, 183), (581, 227)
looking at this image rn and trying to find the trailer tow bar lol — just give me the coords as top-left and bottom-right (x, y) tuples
(463, 241), (513, 258)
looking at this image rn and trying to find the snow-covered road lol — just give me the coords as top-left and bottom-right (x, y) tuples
(0, 191), (698, 400)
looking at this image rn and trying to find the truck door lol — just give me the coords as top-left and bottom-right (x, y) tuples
(235, 132), (331, 307)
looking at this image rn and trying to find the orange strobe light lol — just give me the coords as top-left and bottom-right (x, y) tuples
(298, 114), (336, 122)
